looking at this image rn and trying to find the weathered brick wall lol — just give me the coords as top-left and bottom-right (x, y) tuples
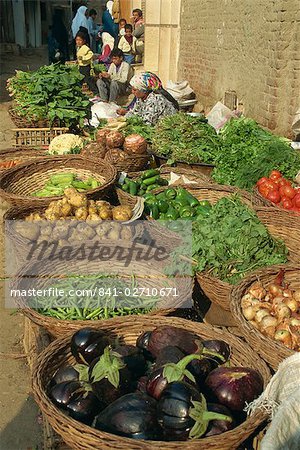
(178, 0), (300, 137)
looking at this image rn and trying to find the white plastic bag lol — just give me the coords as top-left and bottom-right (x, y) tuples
(89, 102), (119, 127)
(206, 101), (237, 131)
(166, 80), (194, 101)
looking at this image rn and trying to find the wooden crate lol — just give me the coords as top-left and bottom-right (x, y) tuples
(12, 127), (68, 148)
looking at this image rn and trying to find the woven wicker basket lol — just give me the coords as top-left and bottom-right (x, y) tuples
(8, 106), (58, 128)
(150, 153), (215, 177)
(0, 155), (117, 207)
(32, 316), (270, 450)
(0, 148), (48, 172)
(230, 264), (300, 369)
(105, 149), (149, 173)
(11, 252), (193, 338)
(127, 165), (212, 185)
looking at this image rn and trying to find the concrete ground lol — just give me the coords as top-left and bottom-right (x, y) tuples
(0, 47), (48, 450)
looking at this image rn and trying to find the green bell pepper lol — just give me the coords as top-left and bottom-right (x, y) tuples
(179, 205), (195, 219)
(128, 180), (138, 196)
(165, 206), (179, 220)
(196, 205), (212, 217)
(146, 184), (161, 192)
(164, 188), (177, 200)
(149, 203), (159, 220)
(143, 193), (156, 204)
(156, 192), (167, 201)
(176, 188), (199, 207)
(157, 199), (169, 213)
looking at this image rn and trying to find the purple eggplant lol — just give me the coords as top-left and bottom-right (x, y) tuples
(51, 365), (79, 387)
(205, 367), (264, 412)
(136, 376), (148, 394)
(146, 326), (203, 357)
(154, 346), (186, 369)
(204, 403), (235, 436)
(157, 381), (232, 441)
(202, 340), (231, 364)
(113, 345), (146, 379)
(89, 347), (132, 405)
(71, 328), (108, 365)
(50, 381), (103, 425)
(187, 357), (217, 386)
(136, 331), (154, 361)
(94, 393), (161, 440)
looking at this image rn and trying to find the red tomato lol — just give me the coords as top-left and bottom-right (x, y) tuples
(278, 178), (291, 188)
(279, 185), (296, 199)
(269, 170), (282, 179)
(264, 180), (278, 191)
(293, 193), (300, 208)
(258, 184), (269, 197)
(267, 190), (281, 204)
(256, 177), (269, 187)
(282, 199), (293, 209)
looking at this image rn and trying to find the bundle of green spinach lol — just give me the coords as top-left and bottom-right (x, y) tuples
(151, 113), (221, 164)
(7, 64), (91, 127)
(123, 116), (154, 143)
(211, 117), (300, 189)
(191, 196), (287, 284)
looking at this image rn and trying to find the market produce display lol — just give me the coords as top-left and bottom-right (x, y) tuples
(256, 170), (300, 213)
(190, 197), (287, 284)
(120, 169), (168, 196)
(212, 117), (300, 189)
(32, 173), (100, 197)
(241, 269), (300, 350)
(122, 116), (154, 143)
(47, 325), (264, 441)
(7, 64), (90, 126)
(151, 113), (221, 164)
(35, 276), (157, 321)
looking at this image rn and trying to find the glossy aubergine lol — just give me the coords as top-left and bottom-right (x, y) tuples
(50, 380), (103, 425)
(154, 346), (186, 369)
(204, 403), (235, 436)
(146, 326), (203, 357)
(187, 357), (217, 387)
(94, 393), (161, 440)
(136, 331), (154, 361)
(157, 381), (232, 441)
(50, 365), (79, 387)
(205, 367), (264, 412)
(113, 345), (146, 379)
(202, 340), (231, 364)
(89, 347), (132, 405)
(71, 328), (108, 365)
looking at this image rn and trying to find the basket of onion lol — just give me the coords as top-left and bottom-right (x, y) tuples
(32, 317), (270, 450)
(230, 264), (300, 370)
(93, 128), (149, 172)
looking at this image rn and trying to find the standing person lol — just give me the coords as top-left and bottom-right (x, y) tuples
(87, 9), (100, 53)
(118, 24), (137, 64)
(102, 2), (118, 39)
(96, 49), (133, 103)
(97, 32), (115, 67)
(117, 72), (179, 126)
(75, 31), (99, 98)
(131, 8), (144, 62)
(47, 26), (61, 64)
(72, 5), (90, 51)
(52, 9), (69, 62)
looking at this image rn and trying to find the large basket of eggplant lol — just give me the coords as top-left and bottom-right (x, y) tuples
(32, 317), (270, 450)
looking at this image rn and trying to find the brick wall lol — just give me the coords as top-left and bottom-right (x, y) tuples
(178, 0), (300, 137)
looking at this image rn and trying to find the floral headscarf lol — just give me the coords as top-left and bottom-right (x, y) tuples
(130, 72), (162, 93)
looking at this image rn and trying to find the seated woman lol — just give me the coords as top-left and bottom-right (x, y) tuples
(97, 32), (115, 68)
(117, 72), (179, 125)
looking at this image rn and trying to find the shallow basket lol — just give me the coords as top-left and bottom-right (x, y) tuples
(151, 153), (215, 177)
(0, 147), (48, 172)
(11, 254), (193, 338)
(12, 127), (69, 148)
(105, 149), (149, 173)
(32, 316), (270, 450)
(8, 106), (53, 128)
(230, 264), (300, 369)
(0, 155), (117, 207)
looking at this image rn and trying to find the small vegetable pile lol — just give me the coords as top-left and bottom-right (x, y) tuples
(151, 113), (221, 164)
(15, 188), (134, 241)
(191, 197), (287, 284)
(256, 170), (300, 213)
(212, 117), (300, 189)
(143, 186), (212, 222)
(48, 134), (84, 156)
(48, 326), (264, 440)
(241, 270), (300, 350)
(7, 64), (90, 127)
(36, 276), (157, 321)
(120, 169), (168, 196)
(32, 173), (100, 197)
(122, 116), (154, 143)
(95, 128), (148, 164)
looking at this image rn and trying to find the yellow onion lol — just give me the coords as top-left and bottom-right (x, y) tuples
(255, 309), (270, 323)
(274, 329), (293, 348)
(268, 283), (283, 297)
(282, 288), (293, 298)
(242, 306), (257, 321)
(272, 296), (285, 306)
(293, 289), (300, 302)
(241, 294), (257, 309)
(249, 282), (266, 300)
(283, 297), (298, 313)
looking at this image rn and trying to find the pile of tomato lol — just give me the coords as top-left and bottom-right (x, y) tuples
(256, 170), (300, 213)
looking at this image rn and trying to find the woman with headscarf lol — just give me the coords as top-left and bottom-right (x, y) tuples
(72, 6), (90, 47)
(97, 32), (115, 68)
(117, 72), (179, 126)
(102, 1), (118, 39)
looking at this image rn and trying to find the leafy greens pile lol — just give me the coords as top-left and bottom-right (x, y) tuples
(212, 117), (300, 189)
(7, 64), (91, 127)
(123, 116), (154, 143)
(151, 113), (221, 164)
(191, 196), (287, 284)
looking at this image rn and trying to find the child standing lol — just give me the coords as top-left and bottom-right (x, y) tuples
(118, 24), (137, 64)
(75, 31), (99, 98)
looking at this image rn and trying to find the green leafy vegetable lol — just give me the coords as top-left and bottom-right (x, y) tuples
(151, 113), (221, 164)
(123, 116), (154, 143)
